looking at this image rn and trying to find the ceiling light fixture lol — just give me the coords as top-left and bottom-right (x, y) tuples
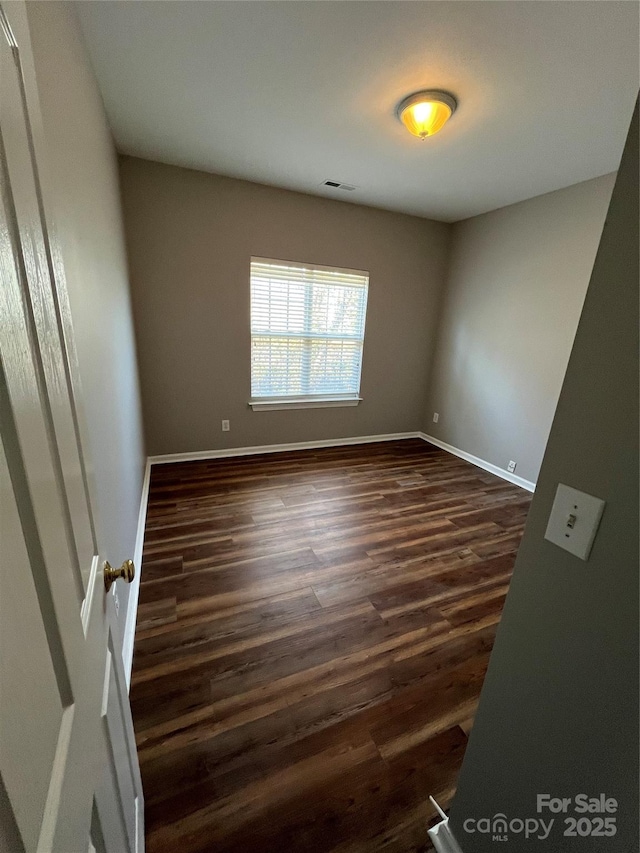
(396, 90), (457, 140)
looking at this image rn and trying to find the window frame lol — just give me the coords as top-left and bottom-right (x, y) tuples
(248, 256), (369, 411)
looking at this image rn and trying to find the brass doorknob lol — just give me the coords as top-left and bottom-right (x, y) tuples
(104, 559), (135, 592)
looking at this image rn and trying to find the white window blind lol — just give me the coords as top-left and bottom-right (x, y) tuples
(250, 258), (369, 401)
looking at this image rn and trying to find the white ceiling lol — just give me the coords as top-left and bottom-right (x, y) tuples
(76, 1), (639, 222)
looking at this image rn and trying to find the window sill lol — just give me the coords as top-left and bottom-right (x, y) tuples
(249, 396), (362, 412)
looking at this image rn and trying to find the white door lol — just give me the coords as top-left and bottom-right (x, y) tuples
(0, 5), (144, 852)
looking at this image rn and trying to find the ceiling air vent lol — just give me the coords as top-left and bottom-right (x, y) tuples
(322, 180), (357, 192)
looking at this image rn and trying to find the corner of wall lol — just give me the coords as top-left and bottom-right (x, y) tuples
(419, 217), (457, 433)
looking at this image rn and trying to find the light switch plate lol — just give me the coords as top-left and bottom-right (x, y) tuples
(544, 483), (605, 561)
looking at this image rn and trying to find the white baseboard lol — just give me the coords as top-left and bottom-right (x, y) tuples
(122, 458), (151, 691)
(418, 432), (536, 492)
(148, 432), (421, 465)
(124, 430), (531, 685)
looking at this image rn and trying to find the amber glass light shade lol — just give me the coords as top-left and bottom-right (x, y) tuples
(397, 91), (457, 139)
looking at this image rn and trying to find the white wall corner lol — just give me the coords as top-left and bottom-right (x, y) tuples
(418, 433), (536, 492)
(122, 458), (151, 691)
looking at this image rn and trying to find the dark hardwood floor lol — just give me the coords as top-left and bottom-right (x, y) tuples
(131, 438), (531, 853)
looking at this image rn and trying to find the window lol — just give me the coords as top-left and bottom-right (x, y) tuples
(249, 257), (369, 410)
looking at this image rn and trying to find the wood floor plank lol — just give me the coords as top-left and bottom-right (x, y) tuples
(131, 438), (531, 851)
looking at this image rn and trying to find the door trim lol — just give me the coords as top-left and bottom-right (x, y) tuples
(122, 460), (151, 691)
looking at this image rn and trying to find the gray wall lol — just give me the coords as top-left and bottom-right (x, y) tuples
(118, 156), (451, 456)
(119, 154), (615, 472)
(26, 2), (145, 637)
(424, 174), (615, 484)
(450, 104), (638, 851)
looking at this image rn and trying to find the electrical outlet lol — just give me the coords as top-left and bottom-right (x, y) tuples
(433, 412), (439, 423)
(507, 460), (517, 473)
(113, 587), (120, 617)
(222, 420), (230, 432)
